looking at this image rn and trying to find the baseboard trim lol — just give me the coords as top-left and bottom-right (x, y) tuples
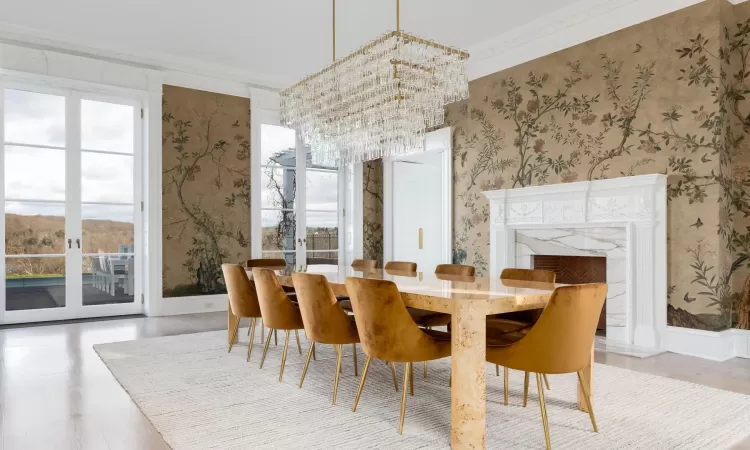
(728, 328), (750, 359)
(660, 326), (743, 361)
(154, 294), (227, 316)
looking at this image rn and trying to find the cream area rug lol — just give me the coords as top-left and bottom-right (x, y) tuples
(94, 328), (750, 449)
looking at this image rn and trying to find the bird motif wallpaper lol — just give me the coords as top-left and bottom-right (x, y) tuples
(363, 0), (750, 330)
(161, 85), (251, 297)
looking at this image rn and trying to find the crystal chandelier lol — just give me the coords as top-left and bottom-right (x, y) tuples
(280, 0), (469, 167)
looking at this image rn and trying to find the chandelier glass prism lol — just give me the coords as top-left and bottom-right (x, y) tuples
(280, 1), (469, 167)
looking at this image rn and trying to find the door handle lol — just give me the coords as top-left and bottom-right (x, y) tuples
(76, 238), (81, 249)
(67, 238), (72, 249)
(418, 228), (423, 249)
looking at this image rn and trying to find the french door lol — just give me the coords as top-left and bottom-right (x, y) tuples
(1, 83), (143, 324)
(258, 124), (346, 268)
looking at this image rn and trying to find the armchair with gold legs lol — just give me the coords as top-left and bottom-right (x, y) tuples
(222, 264), (263, 361)
(486, 284), (607, 449)
(252, 268), (305, 382)
(345, 277), (451, 434)
(490, 268), (556, 403)
(293, 272), (399, 405)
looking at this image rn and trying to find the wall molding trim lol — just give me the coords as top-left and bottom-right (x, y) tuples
(154, 294), (228, 317)
(467, 0), (706, 81)
(0, 21), (289, 90)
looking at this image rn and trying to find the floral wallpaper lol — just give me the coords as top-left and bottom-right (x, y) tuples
(360, 0), (750, 330)
(443, 0), (750, 330)
(362, 159), (384, 266)
(161, 85), (251, 297)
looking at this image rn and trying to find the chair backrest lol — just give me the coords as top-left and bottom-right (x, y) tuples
(501, 268), (556, 283)
(345, 277), (436, 362)
(292, 273), (358, 344)
(91, 257), (101, 272)
(246, 258), (286, 268)
(252, 268), (303, 330)
(504, 284), (607, 374)
(384, 261), (417, 272)
(222, 264), (261, 318)
(435, 264), (476, 277)
(351, 259), (378, 270)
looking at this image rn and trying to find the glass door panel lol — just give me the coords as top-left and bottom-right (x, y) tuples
(3, 88), (68, 312)
(260, 124), (297, 267)
(305, 162), (339, 267)
(79, 99), (136, 307)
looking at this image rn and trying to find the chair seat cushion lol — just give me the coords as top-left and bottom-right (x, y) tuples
(407, 308), (452, 327)
(487, 329), (527, 347)
(338, 299), (353, 311)
(422, 328), (451, 341)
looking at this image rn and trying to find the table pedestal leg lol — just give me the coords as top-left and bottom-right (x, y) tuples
(577, 345), (594, 412)
(451, 300), (487, 449)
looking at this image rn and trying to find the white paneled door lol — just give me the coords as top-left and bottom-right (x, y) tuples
(1, 84), (143, 324)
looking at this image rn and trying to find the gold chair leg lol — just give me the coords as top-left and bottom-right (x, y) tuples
(389, 362), (399, 392)
(261, 322), (265, 343)
(312, 341), (316, 360)
(496, 364), (500, 376)
(274, 329), (278, 346)
(352, 343), (358, 376)
(523, 371), (530, 407)
(536, 373), (552, 450)
(577, 370), (598, 432)
(247, 318), (257, 362)
(543, 373), (551, 390)
(504, 367), (509, 406)
(228, 317), (240, 353)
(352, 356), (373, 412)
(259, 328), (273, 368)
(295, 329), (302, 355)
(332, 344), (343, 405)
(423, 361), (427, 378)
(279, 330), (291, 382)
(399, 362), (411, 434)
(299, 341), (315, 388)
(409, 362), (414, 396)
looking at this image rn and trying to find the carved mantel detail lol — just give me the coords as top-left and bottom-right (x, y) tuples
(482, 174), (667, 350)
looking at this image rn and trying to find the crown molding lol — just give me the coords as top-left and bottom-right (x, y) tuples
(0, 21), (293, 91)
(466, 0), (709, 81)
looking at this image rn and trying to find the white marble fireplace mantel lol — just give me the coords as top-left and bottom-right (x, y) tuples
(482, 174), (667, 350)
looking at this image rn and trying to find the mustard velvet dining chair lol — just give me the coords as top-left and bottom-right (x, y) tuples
(252, 268), (305, 382)
(294, 272), (386, 405)
(351, 259), (378, 270)
(246, 258), (293, 346)
(345, 277), (452, 434)
(486, 283), (607, 449)
(490, 268), (556, 401)
(222, 264), (263, 361)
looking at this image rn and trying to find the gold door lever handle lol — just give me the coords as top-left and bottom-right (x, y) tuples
(418, 228), (423, 249)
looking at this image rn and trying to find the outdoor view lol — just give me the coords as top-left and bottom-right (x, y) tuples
(260, 125), (339, 266)
(4, 88), (136, 311)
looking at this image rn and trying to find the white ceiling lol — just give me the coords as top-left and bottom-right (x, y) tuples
(0, 0), (580, 87)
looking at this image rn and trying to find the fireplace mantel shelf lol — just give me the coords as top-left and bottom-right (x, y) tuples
(482, 174), (667, 350)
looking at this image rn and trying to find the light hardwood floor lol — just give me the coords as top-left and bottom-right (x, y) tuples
(0, 312), (748, 449)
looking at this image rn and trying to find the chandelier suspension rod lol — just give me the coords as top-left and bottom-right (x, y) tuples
(396, 0), (400, 32)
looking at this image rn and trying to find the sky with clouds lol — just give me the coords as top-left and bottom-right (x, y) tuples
(260, 124), (339, 228)
(4, 89), (135, 224)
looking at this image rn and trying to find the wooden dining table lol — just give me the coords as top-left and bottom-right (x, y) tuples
(235, 265), (594, 450)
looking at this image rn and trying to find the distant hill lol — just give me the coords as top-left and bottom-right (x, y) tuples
(5, 213), (133, 274)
